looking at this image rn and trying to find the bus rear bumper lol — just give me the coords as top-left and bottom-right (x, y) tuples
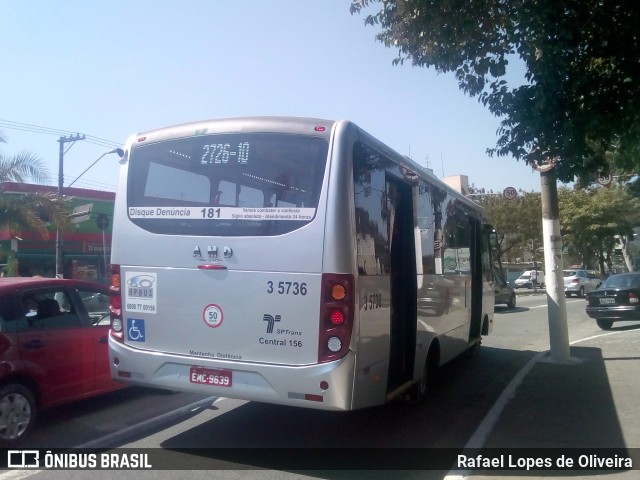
(109, 338), (357, 411)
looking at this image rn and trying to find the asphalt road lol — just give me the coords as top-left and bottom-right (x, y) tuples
(1, 294), (622, 479)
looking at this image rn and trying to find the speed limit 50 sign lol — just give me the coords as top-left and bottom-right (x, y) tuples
(503, 187), (518, 200)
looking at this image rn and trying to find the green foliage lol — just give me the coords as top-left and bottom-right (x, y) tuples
(475, 191), (542, 263)
(0, 151), (50, 184)
(0, 132), (50, 184)
(351, 0), (640, 182)
(0, 192), (70, 238)
(0, 130), (68, 238)
(559, 185), (640, 273)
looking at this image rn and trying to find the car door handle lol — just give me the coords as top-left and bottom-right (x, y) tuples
(98, 336), (108, 344)
(24, 339), (44, 349)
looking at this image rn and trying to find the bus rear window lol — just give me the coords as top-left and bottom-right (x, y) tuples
(127, 133), (328, 236)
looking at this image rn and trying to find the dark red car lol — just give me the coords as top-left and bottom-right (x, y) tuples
(0, 277), (123, 444)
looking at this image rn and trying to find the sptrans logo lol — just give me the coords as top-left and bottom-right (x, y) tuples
(263, 314), (281, 333)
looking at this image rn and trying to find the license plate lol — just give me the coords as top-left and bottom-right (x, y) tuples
(599, 297), (615, 305)
(189, 367), (232, 387)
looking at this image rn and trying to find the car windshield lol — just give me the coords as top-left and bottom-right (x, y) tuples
(602, 274), (640, 288)
(520, 274), (531, 279)
(564, 271), (577, 277)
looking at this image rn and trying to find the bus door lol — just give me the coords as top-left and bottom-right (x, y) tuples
(386, 177), (417, 393)
(468, 217), (483, 342)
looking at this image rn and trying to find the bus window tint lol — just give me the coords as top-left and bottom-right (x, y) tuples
(353, 141), (393, 276)
(144, 162), (211, 203)
(127, 133), (328, 236)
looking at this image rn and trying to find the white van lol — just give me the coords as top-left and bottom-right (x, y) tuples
(514, 270), (545, 289)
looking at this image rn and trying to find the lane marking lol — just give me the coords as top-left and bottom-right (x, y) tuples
(529, 299), (584, 309)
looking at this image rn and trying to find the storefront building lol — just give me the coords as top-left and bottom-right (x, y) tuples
(0, 182), (115, 283)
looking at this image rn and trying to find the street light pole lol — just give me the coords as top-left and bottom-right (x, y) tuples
(67, 147), (124, 188)
(55, 142), (122, 278)
(55, 138), (63, 278)
(56, 133), (85, 278)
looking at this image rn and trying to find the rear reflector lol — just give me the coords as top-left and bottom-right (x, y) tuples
(288, 392), (324, 402)
(198, 264), (227, 270)
(304, 394), (324, 402)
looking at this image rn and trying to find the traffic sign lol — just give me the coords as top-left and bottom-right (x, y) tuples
(597, 174), (612, 186)
(503, 187), (518, 200)
(70, 203), (93, 223)
(96, 213), (110, 231)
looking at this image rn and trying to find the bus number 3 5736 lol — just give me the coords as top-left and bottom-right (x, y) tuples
(267, 281), (308, 295)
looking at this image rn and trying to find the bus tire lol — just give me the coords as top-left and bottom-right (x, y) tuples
(465, 340), (481, 358)
(408, 346), (438, 404)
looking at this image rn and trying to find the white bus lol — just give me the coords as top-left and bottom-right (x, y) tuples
(108, 117), (494, 410)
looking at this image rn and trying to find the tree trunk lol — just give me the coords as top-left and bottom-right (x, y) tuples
(598, 252), (607, 278)
(620, 235), (635, 272)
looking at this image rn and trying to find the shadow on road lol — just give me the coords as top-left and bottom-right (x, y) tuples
(25, 387), (211, 448)
(151, 344), (633, 477)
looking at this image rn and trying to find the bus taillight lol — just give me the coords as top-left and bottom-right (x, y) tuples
(319, 273), (354, 363)
(110, 264), (124, 342)
(330, 310), (345, 325)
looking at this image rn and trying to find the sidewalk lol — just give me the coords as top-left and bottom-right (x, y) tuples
(451, 327), (640, 479)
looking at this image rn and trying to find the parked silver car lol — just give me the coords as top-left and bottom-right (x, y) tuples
(494, 273), (516, 309)
(564, 269), (601, 297)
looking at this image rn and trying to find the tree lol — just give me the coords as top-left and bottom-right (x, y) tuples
(350, 0), (640, 181)
(559, 185), (640, 275)
(475, 191), (542, 264)
(351, 0), (640, 362)
(0, 132), (69, 240)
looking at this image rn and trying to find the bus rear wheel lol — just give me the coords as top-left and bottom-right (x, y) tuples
(408, 348), (438, 404)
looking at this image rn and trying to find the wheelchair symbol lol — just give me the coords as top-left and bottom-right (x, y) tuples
(127, 319), (145, 342)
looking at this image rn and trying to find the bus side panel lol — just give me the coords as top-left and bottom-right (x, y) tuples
(352, 275), (391, 409)
(417, 273), (472, 365)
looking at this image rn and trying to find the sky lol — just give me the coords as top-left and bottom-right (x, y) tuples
(0, 0), (542, 195)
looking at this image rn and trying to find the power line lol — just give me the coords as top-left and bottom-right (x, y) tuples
(65, 177), (116, 192)
(0, 118), (121, 149)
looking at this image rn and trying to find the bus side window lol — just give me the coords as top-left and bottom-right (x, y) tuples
(353, 141), (392, 276)
(416, 180), (435, 274)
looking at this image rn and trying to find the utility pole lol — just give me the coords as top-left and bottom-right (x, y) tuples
(55, 133), (85, 278)
(539, 166), (570, 363)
